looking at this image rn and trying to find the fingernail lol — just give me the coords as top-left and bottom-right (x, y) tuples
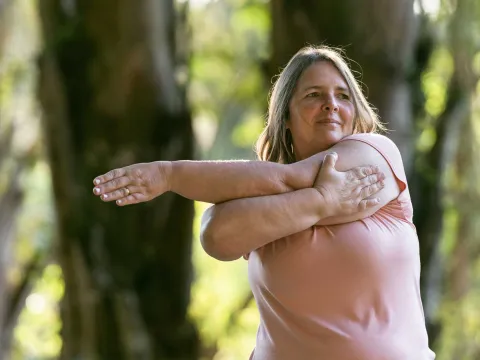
(95, 179), (100, 185)
(117, 200), (122, 205)
(380, 180), (385, 186)
(94, 188), (100, 194)
(102, 194), (108, 200)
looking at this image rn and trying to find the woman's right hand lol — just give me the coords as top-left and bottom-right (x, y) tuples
(92, 161), (172, 206)
(313, 152), (385, 218)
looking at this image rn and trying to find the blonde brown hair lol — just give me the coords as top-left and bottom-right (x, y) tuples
(256, 45), (385, 164)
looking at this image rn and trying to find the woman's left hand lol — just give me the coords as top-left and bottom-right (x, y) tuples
(313, 152), (385, 217)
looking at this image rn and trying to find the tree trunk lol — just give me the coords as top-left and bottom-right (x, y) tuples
(37, 0), (198, 358)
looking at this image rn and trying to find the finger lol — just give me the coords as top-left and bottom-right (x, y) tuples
(116, 193), (148, 206)
(359, 174), (383, 187)
(358, 198), (380, 210)
(93, 176), (131, 196)
(360, 180), (385, 198)
(322, 152), (338, 171)
(99, 186), (143, 202)
(100, 189), (127, 202)
(353, 165), (381, 179)
(93, 167), (127, 186)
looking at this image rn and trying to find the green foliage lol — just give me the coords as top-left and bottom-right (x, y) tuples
(187, 0), (269, 357)
(421, 47), (453, 120)
(437, 273), (480, 359)
(231, 111), (265, 148)
(12, 265), (64, 360)
(10, 161), (59, 359)
(189, 0), (269, 159)
(1, 0), (58, 358)
(189, 202), (259, 360)
(474, 52), (480, 77)
(440, 205), (459, 257)
(432, 2), (480, 358)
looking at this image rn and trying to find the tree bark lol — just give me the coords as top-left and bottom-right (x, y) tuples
(37, 0), (198, 358)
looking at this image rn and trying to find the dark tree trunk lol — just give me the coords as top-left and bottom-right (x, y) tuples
(37, 0), (198, 358)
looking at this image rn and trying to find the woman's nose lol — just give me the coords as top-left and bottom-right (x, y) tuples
(321, 98), (339, 113)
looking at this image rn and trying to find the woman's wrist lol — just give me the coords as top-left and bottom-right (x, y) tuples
(156, 160), (174, 193)
(284, 156), (324, 191)
(308, 187), (332, 219)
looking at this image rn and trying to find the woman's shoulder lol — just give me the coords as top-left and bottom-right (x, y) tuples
(342, 132), (397, 146)
(340, 132), (413, 221)
(340, 131), (408, 187)
(340, 133), (403, 160)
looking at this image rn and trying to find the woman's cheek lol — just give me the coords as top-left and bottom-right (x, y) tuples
(341, 106), (355, 124)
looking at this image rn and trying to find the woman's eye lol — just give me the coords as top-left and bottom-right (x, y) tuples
(306, 92), (319, 98)
(339, 93), (350, 100)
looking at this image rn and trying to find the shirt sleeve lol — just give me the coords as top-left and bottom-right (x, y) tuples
(339, 133), (408, 193)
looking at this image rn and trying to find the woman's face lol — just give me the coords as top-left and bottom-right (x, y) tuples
(288, 61), (355, 160)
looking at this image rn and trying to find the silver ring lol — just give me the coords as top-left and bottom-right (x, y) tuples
(124, 188), (130, 196)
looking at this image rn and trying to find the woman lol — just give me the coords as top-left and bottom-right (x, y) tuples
(93, 46), (435, 359)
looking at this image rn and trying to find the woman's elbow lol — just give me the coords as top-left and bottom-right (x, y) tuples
(200, 209), (241, 261)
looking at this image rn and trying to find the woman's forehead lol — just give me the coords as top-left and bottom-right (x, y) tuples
(297, 62), (348, 88)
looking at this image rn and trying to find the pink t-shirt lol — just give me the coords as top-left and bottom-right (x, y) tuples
(247, 134), (435, 360)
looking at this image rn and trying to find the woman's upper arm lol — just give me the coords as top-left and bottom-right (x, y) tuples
(316, 139), (401, 225)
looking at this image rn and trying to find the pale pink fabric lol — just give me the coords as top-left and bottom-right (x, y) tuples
(247, 134), (435, 360)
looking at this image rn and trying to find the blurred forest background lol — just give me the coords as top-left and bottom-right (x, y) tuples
(0, 0), (479, 359)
